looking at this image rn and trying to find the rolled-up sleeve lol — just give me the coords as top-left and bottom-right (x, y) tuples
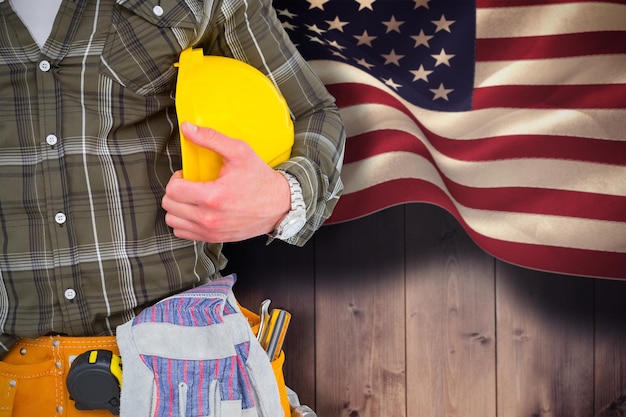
(201, 0), (346, 246)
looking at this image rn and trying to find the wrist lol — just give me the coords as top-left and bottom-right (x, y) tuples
(269, 171), (307, 240)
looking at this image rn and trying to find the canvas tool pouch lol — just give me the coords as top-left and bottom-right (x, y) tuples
(0, 335), (119, 417)
(116, 273), (288, 417)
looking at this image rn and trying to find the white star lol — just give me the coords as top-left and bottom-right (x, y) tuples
(382, 15), (404, 34)
(411, 30), (433, 48)
(306, 23), (326, 35)
(307, 0), (330, 10)
(331, 50), (348, 60)
(383, 78), (402, 91)
(326, 16), (349, 32)
(431, 48), (455, 66)
(413, 0), (430, 9)
(281, 21), (297, 31)
(277, 9), (297, 19)
(381, 49), (405, 66)
(354, 30), (377, 47)
(431, 15), (455, 33)
(410, 65), (433, 82)
(430, 83), (454, 101)
(307, 35), (326, 45)
(355, 0), (376, 11)
(354, 58), (375, 70)
(327, 40), (347, 51)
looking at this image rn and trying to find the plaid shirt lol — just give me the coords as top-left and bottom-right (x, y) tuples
(0, 0), (344, 353)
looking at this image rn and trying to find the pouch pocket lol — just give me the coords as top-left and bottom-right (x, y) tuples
(0, 375), (17, 417)
(0, 360), (59, 417)
(240, 305), (291, 417)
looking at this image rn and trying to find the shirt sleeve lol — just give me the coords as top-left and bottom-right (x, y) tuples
(200, 0), (346, 246)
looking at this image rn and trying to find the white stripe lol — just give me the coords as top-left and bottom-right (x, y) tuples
(340, 104), (626, 197)
(310, 60), (626, 142)
(474, 55), (626, 87)
(475, 2), (626, 39)
(340, 152), (626, 253)
(80, 0), (112, 331)
(0, 270), (7, 333)
(98, 76), (137, 321)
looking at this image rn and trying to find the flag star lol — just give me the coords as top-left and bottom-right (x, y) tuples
(307, 35), (326, 45)
(411, 30), (433, 48)
(381, 49), (405, 66)
(306, 23), (326, 35)
(383, 78), (402, 91)
(327, 40), (347, 51)
(355, 0), (376, 11)
(431, 48), (455, 66)
(430, 83), (454, 101)
(354, 57), (375, 70)
(410, 65), (433, 82)
(331, 50), (348, 60)
(413, 0), (430, 9)
(281, 21), (297, 31)
(326, 16), (349, 32)
(354, 30), (378, 47)
(382, 15), (404, 34)
(431, 15), (455, 33)
(307, 0), (330, 10)
(277, 9), (297, 19)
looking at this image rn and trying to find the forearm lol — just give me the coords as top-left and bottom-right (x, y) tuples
(203, 0), (346, 245)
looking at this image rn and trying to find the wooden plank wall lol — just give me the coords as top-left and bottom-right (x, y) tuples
(224, 203), (626, 417)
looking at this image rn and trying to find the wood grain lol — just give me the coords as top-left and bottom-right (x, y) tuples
(405, 204), (497, 417)
(496, 262), (594, 417)
(314, 206), (406, 417)
(595, 279), (626, 417)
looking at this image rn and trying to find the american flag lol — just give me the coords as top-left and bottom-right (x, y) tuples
(273, 0), (626, 279)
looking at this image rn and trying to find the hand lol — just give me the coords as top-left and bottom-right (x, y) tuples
(162, 122), (291, 242)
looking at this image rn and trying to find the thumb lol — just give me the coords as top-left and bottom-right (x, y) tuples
(181, 122), (243, 161)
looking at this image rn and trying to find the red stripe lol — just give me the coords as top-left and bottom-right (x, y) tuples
(344, 132), (626, 221)
(476, 32), (626, 61)
(329, 84), (626, 165)
(477, 0), (626, 7)
(325, 180), (626, 280)
(447, 183), (626, 222)
(344, 128), (626, 166)
(472, 84), (626, 109)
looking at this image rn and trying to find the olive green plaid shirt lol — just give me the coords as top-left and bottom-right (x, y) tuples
(0, 0), (344, 354)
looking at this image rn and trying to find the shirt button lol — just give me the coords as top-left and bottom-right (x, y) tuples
(39, 60), (51, 72)
(54, 212), (66, 224)
(64, 288), (77, 300)
(46, 134), (58, 146)
(153, 5), (164, 16)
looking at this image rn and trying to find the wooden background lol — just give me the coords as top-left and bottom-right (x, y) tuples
(224, 203), (626, 417)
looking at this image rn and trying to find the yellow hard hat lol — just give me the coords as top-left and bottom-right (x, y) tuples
(175, 48), (294, 182)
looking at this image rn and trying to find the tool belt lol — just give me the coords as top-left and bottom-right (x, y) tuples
(0, 275), (301, 417)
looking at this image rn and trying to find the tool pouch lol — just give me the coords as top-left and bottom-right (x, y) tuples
(0, 375), (17, 417)
(238, 305), (291, 416)
(116, 274), (284, 417)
